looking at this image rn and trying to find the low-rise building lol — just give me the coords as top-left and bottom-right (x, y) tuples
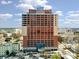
(58, 28), (79, 44)
(0, 42), (20, 56)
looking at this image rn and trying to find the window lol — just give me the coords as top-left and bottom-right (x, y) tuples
(37, 30), (40, 34)
(22, 24), (26, 26)
(27, 40), (54, 47)
(48, 36), (50, 39)
(22, 14), (26, 18)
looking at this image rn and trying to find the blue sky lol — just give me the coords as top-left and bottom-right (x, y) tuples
(0, 0), (79, 28)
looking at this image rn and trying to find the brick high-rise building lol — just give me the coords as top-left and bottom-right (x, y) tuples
(22, 8), (59, 50)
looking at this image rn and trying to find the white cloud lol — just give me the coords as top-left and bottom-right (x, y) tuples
(17, 0), (52, 12)
(1, 0), (12, 5)
(58, 11), (79, 28)
(68, 14), (79, 17)
(16, 4), (34, 12)
(68, 11), (79, 14)
(64, 20), (79, 24)
(0, 13), (13, 20)
(64, 11), (79, 24)
(55, 11), (63, 16)
(44, 5), (52, 10)
(65, 19), (79, 22)
(68, 11), (79, 17)
(64, 18), (79, 24)
(64, 21), (70, 24)
(14, 13), (22, 16)
(33, 0), (48, 6)
(58, 13), (79, 28)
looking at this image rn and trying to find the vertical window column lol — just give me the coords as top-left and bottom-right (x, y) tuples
(44, 15), (45, 44)
(30, 16), (31, 40)
(35, 16), (37, 40)
(40, 15), (41, 43)
(49, 15), (51, 46)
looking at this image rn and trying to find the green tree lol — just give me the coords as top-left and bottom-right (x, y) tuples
(51, 54), (60, 59)
(5, 50), (10, 56)
(10, 51), (16, 56)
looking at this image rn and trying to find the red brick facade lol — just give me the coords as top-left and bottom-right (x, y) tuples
(22, 9), (59, 48)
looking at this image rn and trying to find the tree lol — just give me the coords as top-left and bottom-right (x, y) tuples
(5, 50), (9, 56)
(51, 53), (60, 59)
(12, 33), (21, 39)
(5, 38), (11, 42)
(10, 51), (16, 56)
(23, 49), (26, 53)
(3, 33), (7, 37)
(58, 37), (63, 43)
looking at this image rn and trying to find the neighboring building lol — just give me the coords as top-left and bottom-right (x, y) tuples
(58, 28), (74, 37)
(0, 33), (5, 44)
(71, 44), (79, 52)
(0, 28), (22, 49)
(0, 42), (20, 56)
(58, 28), (74, 43)
(22, 8), (59, 50)
(58, 28), (79, 37)
(58, 28), (79, 44)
